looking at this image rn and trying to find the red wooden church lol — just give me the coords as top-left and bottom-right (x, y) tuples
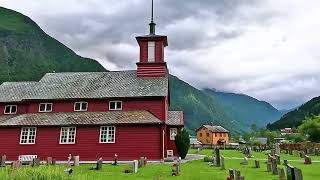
(0, 10), (184, 162)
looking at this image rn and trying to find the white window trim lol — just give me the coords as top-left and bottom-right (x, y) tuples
(39, 103), (53, 112)
(74, 102), (88, 112)
(170, 128), (177, 141)
(19, 127), (37, 145)
(59, 127), (76, 144)
(147, 41), (155, 62)
(4, 105), (17, 115)
(109, 101), (122, 111)
(99, 126), (116, 143)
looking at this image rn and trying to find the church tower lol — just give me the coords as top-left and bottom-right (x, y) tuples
(136, 0), (168, 77)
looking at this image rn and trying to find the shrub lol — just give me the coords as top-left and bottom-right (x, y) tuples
(175, 128), (190, 159)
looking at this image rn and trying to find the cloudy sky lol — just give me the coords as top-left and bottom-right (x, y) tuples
(1, 0), (319, 109)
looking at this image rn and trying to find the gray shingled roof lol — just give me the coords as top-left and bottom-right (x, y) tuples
(0, 71), (168, 102)
(0, 111), (164, 127)
(167, 111), (183, 126)
(202, 125), (229, 133)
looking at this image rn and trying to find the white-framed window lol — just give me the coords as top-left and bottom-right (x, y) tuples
(74, 102), (88, 112)
(170, 128), (177, 141)
(147, 41), (155, 62)
(60, 127), (76, 144)
(100, 126), (116, 143)
(109, 101), (122, 111)
(4, 105), (17, 114)
(39, 103), (53, 112)
(20, 127), (37, 144)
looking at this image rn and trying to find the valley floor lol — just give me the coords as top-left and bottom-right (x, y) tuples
(1, 149), (319, 180)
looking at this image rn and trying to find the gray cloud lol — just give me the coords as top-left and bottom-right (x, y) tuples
(0, 0), (319, 109)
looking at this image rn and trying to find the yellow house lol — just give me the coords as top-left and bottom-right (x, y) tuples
(196, 125), (229, 145)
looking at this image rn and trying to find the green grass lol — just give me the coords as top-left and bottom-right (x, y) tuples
(1, 150), (319, 179)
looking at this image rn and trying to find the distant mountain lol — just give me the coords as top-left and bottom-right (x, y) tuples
(267, 96), (320, 130)
(0, 7), (106, 84)
(169, 76), (244, 135)
(203, 89), (284, 130)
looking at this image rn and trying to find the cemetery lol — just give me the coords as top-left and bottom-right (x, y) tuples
(1, 148), (320, 179)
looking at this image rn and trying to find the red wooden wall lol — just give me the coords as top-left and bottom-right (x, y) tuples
(0, 125), (162, 161)
(0, 97), (167, 121)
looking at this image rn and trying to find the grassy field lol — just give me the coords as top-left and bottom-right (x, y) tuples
(0, 149), (319, 180)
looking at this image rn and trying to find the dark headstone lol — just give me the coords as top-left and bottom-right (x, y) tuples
(278, 167), (286, 180)
(315, 148), (320, 156)
(283, 159), (288, 166)
(294, 167), (303, 180)
(289, 149), (293, 155)
(96, 159), (103, 170)
(254, 160), (260, 168)
(31, 158), (40, 167)
(229, 169), (235, 179)
(286, 164), (295, 180)
(304, 155), (311, 164)
(271, 157), (278, 175)
(275, 154), (281, 165)
(215, 148), (221, 167)
(267, 163), (272, 172)
(0, 155), (6, 167)
(235, 169), (241, 180)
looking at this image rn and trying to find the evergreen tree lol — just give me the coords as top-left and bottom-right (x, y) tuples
(175, 128), (190, 159)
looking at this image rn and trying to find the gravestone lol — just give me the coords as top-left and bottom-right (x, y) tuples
(275, 143), (280, 155)
(304, 155), (311, 164)
(215, 148), (221, 167)
(278, 167), (286, 180)
(212, 157), (216, 166)
(286, 164), (295, 180)
(52, 159), (56, 165)
(254, 160), (260, 168)
(73, 156), (80, 166)
(47, 157), (53, 165)
(294, 167), (303, 180)
(133, 160), (138, 173)
(0, 155), (6, 167)
(31, 158), (40, 167)
(268, 154), (272, 163)
(138, 157), (143, 168)
(229, 169), (235, 180)
(96, 158), (103, 170)
(271, 157), (278, 175)
(239, 177), (245, 180)
(283, 159), (288, 166)
(267, 163), (272, 172)
(220, 156), (225, 170)
(11, 161), (21, 170)
(275, 154), (281, 165)
(299, 152), (304, 158)
(315, 148), (320, 156)
(240, 157), (248, 165)
(235, 169), (241, 180)
(67, 154), (72, 167)
(289, 149), (293, 155)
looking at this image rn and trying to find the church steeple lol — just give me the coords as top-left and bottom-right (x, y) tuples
(135, 0), (168, 78)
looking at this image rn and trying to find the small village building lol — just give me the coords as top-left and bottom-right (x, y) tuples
(0, 11), (184, 162)
(196, 125), (229, 145)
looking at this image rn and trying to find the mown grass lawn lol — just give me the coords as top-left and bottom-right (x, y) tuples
(0, 149), (319, 180)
